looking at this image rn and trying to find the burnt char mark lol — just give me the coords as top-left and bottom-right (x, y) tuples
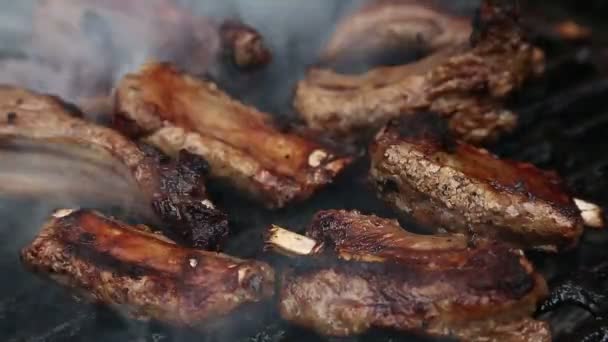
(139, 143), (229, 250)
(6, 112), (17, 124)
(306, 211), (349, 252)
(539, 262), (608, 316)
(385, 112), (457, 153)
(142, 145), (228, 249)
(152, 198), (228, 250)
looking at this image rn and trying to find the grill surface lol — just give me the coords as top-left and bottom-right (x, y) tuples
(1, 1), (608, 341)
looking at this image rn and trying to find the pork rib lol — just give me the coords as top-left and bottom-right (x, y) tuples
(21, 209), (274, 329)
(294, 0), (544, 144)
(0, 86), (228, 249)
(370, 113), (585, 251)
(114, 62), (352, 208)
(266, 210), (550, 341)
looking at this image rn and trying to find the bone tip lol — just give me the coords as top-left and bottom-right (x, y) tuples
(574, 198), (604, 229)
(52, 208), (77, 218)
(265, 225), (320, 256)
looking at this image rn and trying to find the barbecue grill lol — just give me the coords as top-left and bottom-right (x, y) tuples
(1, 0), (607, 341)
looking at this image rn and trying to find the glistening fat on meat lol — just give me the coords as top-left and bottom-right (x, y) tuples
(21, 209), (274, 329)
(113, 62), (352, 209)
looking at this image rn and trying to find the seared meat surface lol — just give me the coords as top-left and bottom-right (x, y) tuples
(21, 209), (274, 329)
(370, 113), (584, 251)
(320, 0), (472, 65)
(114, 62), (352, 208)
(295, 0), (544, 144)
(267, 210), (549, 341)
(0, 86), (228, 249)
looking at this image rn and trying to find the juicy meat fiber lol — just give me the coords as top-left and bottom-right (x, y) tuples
(0, 86), (228, 249)
(295, 0), (544, 144)
(21, 209), (274, 329)
(114, 62), (352, 208)
(270, 210), (549, 341)
(370, 113), (583, 252)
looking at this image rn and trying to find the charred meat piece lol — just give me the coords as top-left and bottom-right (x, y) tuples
(370, 113), (584, 252)
(0, 86), (228, 249)
(266, 210), (550, 341)
(21, 209), (274, 329)
(538, 261), (608, 316)
(321, 0), (472, 65)
(295, 0), (544, 144)
(220, 20), (272, 69)
(114, 62), (352, 208)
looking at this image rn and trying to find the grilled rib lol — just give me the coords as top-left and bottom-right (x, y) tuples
(370, 113), (585, 252)
(266, 210), (550, 341)
(114, 62), (352, 208)
(21, 209), (274, 329)
(294, 0), (544, 144)
(0, 86), (228, 249)
(320, 0), (472, 65)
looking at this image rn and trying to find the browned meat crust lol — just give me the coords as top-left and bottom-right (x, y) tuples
(294, 0), (544, 144)
(270, 210), (549, 341)
(220, 20), (272, 69)
(321, 0), (472, 64)
(370, 113), (583, 251)
(114, 62), (353, 208)
(21, 209), (274, 329)
(0, 86), (228, 249)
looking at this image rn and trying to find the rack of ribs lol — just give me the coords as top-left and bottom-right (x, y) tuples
(266, 210), (550, 341)
(113, 62), (353, 209)
(369, 112), (604, 252)
(294, 0), (544, 144)
(21, 209), (274, 330)
(0, 86), (228, 249)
